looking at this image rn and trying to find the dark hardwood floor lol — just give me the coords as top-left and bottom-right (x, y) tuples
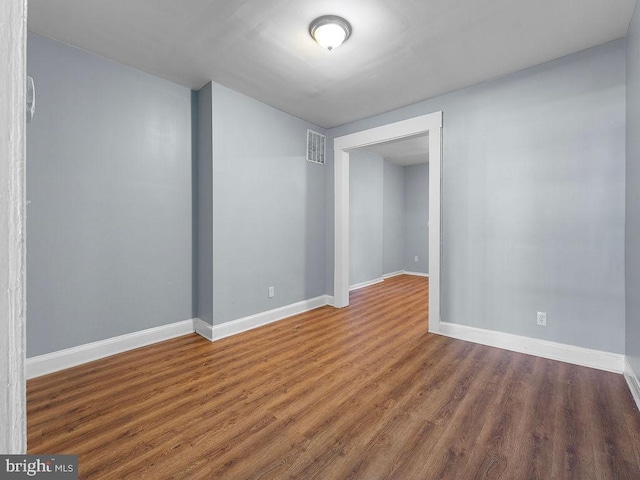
(28, 275), (640, 479)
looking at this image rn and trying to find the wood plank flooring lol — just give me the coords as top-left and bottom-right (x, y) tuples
(28, 275), (640, 479)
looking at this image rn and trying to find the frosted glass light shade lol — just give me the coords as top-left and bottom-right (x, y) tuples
(310, 16), (351, 51)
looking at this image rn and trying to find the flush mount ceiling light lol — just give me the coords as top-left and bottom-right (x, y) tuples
(309, 15), (352, 51)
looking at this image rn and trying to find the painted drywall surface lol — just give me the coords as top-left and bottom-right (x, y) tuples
(404, 163), (429, 274)
(191, 91), (199, 316)
(383, 160), (405, 274)
(211, 83), (326, 325)
(196, 83), (214, 325)
(627, 4), (640, 372)
(349, 150), (384, 285)
(26, 34), (193, 356)
(329, 39), (626, 353)
(0, 0), (27, 454)
(325, 149), (336, 297)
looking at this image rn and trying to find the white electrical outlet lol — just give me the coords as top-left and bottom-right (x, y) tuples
(268, 286), (275, 298)
(414, 256), (419, 262)
(536, 311), (547, 326)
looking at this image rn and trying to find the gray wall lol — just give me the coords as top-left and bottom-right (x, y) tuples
(195, 83), (213, 325)
(383, 160), (405, 275)
(208, 83), (327, 325)
(404, 163), (429, 274)
(26, 34), (194, 357)
(24, 30), (632, 360)
(329, 39), (626, 354)
(350, 150), (384, 286)
(627, 3), (640, 371)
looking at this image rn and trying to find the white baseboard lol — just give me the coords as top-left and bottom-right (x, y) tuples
(196, 295), (332, 342)
(349, 272), (427, 292)
(26, 319), (195, 379)
(194, 317), (214, 341)
(326, 296), (335, 307)
(349, 278), (384, 291)
(436, 321), (625, 373)
(624, 357), (640, 411)
(404, 271), (429, 277)
(383, 271), (404, 279)
(383, 270), (429, 279)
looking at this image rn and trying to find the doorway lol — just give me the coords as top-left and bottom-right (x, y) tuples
(333, 112), (442, 333)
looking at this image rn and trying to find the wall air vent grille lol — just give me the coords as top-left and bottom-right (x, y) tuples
(306, 129), (326, 165)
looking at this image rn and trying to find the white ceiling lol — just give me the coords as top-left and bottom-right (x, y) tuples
(363, 134), (429, 167)
(28, 0), (637, 129)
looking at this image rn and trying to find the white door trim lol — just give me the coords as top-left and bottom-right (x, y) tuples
(333, 112), (443, 333)
(0, 0), (27, 454)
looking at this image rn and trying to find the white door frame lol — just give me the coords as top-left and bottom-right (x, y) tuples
(333, 112), (442, 333)
(1, 0), (27, 453)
